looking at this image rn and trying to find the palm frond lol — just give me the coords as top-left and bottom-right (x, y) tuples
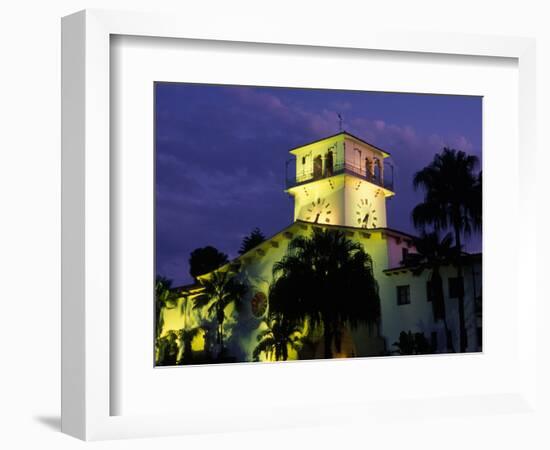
(252, 337), (276, 361)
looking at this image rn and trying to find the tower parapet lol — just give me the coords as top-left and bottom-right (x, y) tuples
(285, 132), (394, 228)
(285, 132), (394, 192)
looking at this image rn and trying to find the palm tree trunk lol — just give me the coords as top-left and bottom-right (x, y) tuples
(442, 317), (455, 353)
(182, 296), (187, 331)
(431, 269), (454, 353)
(282, 345), (288, 361)
(454, 224), (468, 353)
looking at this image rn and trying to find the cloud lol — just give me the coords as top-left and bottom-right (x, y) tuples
(226, 87), (477, 163)
(155, 83), (481, 284)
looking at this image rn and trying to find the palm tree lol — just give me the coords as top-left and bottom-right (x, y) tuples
(179, 288), (194, 330)
(392, 331), (432, 355)
(156, 330), (179, 365)
(178, 327), (202, 364)
(406, 231), (455, 352)
(155, 276), (177, 341)
(193, 270), (247, 355)
(252, 313), (303, 362)
(175, 288), (202, 364)
(412, 148), (481, 352)
(269, 228), (380, 359)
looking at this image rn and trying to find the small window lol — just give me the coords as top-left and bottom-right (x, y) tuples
(313, 155), (323, 178)
(401, 247), (409, 263)
(396, 285), (410, 305)
(426, 280), (434, 302)
(302, 156), (306, 165)
(448, 277), (464, 299)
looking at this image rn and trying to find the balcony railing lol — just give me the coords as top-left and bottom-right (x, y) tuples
(285, 161), (394, 191)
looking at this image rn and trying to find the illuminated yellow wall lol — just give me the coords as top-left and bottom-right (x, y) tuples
(159, 221), (481, 362)
(291, 134), (344, 181)
(343, 135), (389, 171)
(344, 176), (388, 228)
(232, 222), (392, 360)
(158, 133), (484, 363)
(289, 175), (345, 225)
(289, 172), (390, 229)
(288, 133), (393, 229)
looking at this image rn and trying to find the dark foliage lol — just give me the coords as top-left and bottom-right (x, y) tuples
(269, 228), (380, 359)
(412, 148), (481, 236)
(155, 276), (177, 341)
(412, 148), (481, 352)
(392, 331), (433, 355)
(193, 270), (248, 354)
(408, 231), (455, 352)
(252, 312), (303, 362)
(177, 327), (202, 364)
(188, 246), (229, 280)
(239, 227), (266, 255)
(156, 330), (179, 365)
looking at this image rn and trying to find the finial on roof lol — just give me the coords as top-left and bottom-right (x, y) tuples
(337, 113), (343, 132)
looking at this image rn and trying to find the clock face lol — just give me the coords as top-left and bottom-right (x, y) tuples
(305, 197), (332, 224)
(355, 197), (378, 228)
(251, 292), (267, 318)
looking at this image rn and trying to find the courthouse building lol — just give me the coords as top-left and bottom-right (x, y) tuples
(160, 132), (482, 362)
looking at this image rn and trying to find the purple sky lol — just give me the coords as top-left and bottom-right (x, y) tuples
(155, 83), (482, 286)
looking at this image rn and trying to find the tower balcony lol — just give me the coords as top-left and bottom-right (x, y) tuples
(285, 161), (394, 191)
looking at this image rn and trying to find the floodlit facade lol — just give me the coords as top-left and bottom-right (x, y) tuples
(159, 132), (482, 363)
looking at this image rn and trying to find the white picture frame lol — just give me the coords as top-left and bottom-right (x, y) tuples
(61, 9), (537, 441)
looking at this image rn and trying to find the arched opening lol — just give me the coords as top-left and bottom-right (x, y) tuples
(325, 150), (334, 176)
(365, 156), (372, 180)
(373, 158), (381, 181)
(353, 148), (362, 173)
(313, 155), (323, 179)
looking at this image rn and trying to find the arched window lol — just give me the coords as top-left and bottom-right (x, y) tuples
(353, 148), (362, 172)
(365, 156), (372, 179)
(373, 158), (381, 181)
(313, 155), (323, 179)
(325, 150), (334, 176)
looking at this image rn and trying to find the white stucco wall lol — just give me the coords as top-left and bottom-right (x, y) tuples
(290, 175), (345, 225)
(161, 222), (481, 361)
(343, 175), (388, 228)
(161, 130), (481, 360)
(380, 261), (481, 354)
(292, 134), (344, 181)
(233, 222), (393, 359)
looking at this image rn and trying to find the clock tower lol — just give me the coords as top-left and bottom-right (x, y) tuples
(285, 132), (394, 228)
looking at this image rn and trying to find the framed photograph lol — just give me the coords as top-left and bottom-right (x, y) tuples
(62, 9), (537, 441)
(153, 82), (482, 367)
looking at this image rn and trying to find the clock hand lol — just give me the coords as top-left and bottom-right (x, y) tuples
(314, 213), (320, 223)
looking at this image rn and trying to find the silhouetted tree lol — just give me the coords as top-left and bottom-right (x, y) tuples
(174, 288), (202, 364)
(177, 327), (202, 364)
(189, 246), (229, 281)
(406, 231), (455, 352)
(269, 228), (380, 359)
(412, 148), (481, 352)
(239, 227), (266, 255)
(157, 330), (179, 365)
(155, 276), (177, 342)
(252, 313), (303, 362)
(472, 171), (482, 226)
(392, 331), (432, 355)
(193, 270), (247, 355)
